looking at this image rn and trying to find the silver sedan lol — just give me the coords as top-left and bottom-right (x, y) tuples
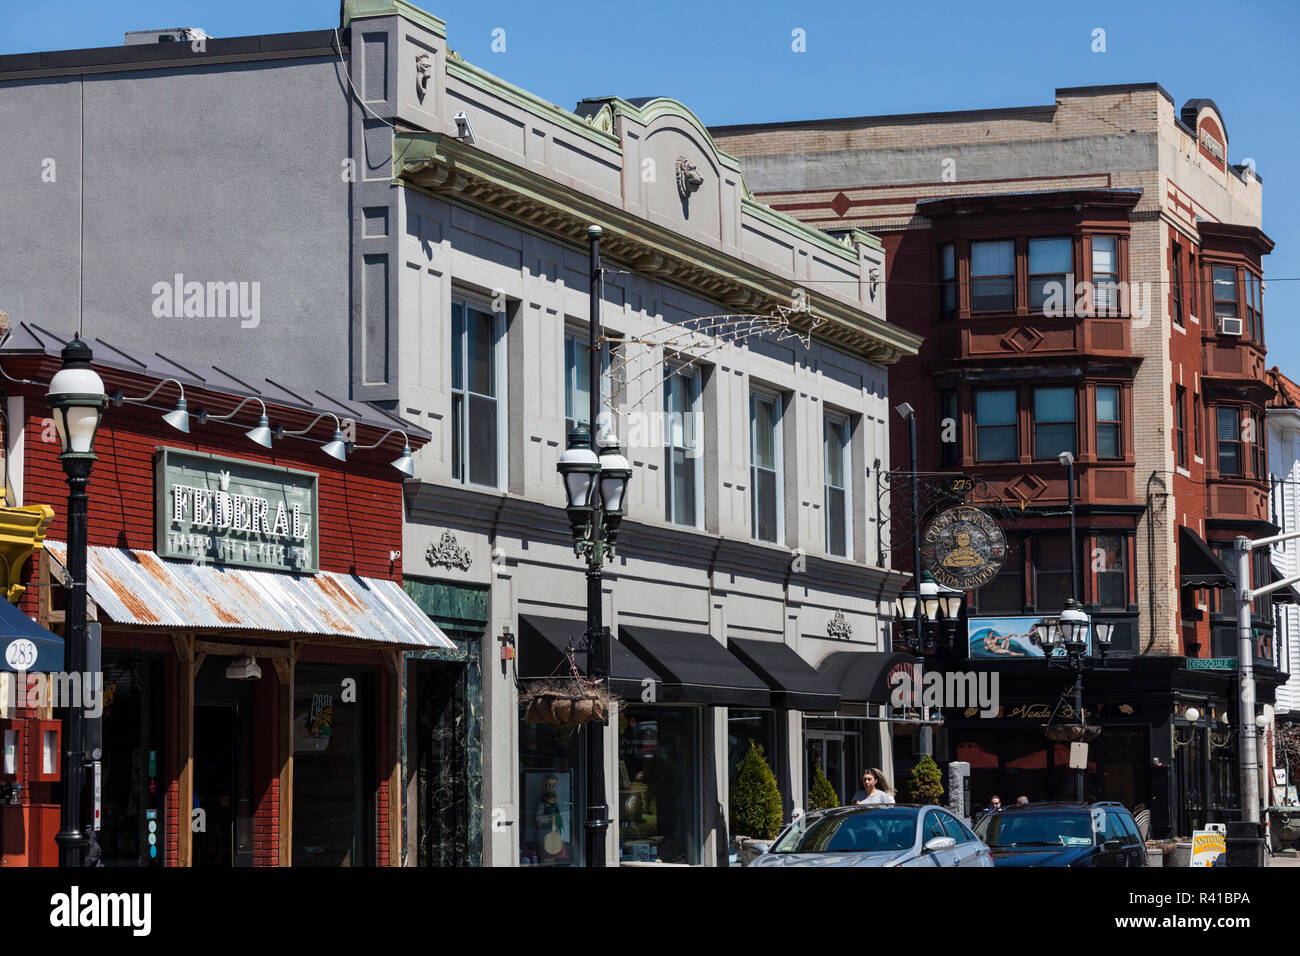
(748, 804), (994, 867)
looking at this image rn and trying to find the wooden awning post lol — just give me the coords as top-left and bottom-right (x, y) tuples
(273, 642), (299, 867)
(171, 632), (196, 868)
(384, 649), (403, 867)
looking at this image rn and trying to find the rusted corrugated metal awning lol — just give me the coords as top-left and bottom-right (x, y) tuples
(45, 541), (454, 649)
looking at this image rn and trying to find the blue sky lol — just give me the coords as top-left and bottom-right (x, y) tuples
(5, 0), (1299, 365)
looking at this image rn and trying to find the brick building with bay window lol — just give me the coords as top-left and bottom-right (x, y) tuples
(713, 84), (1286, 836)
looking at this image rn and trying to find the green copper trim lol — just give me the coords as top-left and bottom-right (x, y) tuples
(446, 56), (620, 150)
(342, 0), (447, 37)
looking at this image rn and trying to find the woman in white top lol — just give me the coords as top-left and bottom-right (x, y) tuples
(852, 768), (895, 805)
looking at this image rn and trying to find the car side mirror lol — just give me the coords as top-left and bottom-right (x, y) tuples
(1102, 839), (1123, 854)
(748, 841), (771, 856)
(923, 836), (956, 853)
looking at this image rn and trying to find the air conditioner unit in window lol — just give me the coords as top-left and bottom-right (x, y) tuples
(1219, 317), (1243, 336)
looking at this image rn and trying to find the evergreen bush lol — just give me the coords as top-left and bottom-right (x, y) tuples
(906, 754), (945, 805)
(730, 740), (783, 839)
(808, 760), (840, 810)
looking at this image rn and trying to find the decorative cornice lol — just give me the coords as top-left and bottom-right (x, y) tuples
(343, 0), (447, 37)
(394, 132), (921, 364)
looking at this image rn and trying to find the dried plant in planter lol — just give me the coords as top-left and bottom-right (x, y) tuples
(520, 677), (617, 728)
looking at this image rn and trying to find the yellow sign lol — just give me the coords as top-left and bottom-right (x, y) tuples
(1191, 828), (1226, 867)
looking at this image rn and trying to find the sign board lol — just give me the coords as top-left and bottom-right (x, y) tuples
(967, 615), (1092, 659)
(1275, 768), (1288, 787)
(1068, 741), (1088, 770)
(1186, 658), (1237, 671)
(922, 506), (1006, 591)
(156, 449), (319, 573)
(1191, 825), (1226, 867)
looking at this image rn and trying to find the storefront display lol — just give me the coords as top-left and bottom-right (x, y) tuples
(518, 721), (581, 866)
(618, 705), (701, 865)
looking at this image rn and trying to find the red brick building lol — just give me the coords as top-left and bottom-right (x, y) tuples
(714, 84), (1284, 836)
(0, 323), (444, 866)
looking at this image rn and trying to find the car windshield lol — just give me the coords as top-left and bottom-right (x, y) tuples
(977, 812), (1095, 848)
(770, 809), (916, 854)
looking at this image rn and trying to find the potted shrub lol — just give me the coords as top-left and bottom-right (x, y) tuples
(906, 754), (945, 805)
(808, 760), (840, 811)
(731, 741), (783, 864)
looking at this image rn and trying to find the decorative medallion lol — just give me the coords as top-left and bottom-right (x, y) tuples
(426, 529), (472, 571)
(827, 609), (853, 640)
(675, 156), (703, 200)
(920, 506), (1007, 592)
(415, 53), (433, 101)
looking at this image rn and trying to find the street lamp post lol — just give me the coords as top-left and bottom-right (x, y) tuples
(554, 225), (632, 867)
(45, 337), (106, 867)
(1058, 452), (1080, 603)
(1039, 601), (1113, 801)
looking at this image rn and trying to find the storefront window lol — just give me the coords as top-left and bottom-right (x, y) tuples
(727, 709), (777, 790)
(100, 653), (165, 866)
(518, 720), (582, 866)
(293, 666), (373, 866)
(618, 706), (701, 865)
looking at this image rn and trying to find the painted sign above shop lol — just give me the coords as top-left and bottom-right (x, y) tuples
(155, 449), (318, 573)
(922, 506), (1006, 591)
(967, 615), (1092, 660)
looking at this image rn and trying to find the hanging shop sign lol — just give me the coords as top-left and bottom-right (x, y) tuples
(921, 506), (1006, 591)
(155, 449), (319, 573)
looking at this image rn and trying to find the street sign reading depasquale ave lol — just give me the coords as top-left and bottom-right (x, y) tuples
(921, 506), (1007, 591)
(156, 448), (318, 573)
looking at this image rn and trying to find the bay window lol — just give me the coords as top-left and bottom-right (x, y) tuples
(1213, 266), (1239, 325)
(939, 243), (957, 317)
(1217, 406), (1241, 476)
(1094, 534), (1128, 609)
(1092, 236), (1118, 316)
(975, 389), (1017, 462)
(971, 240), (1015, 312)
(1032, 387), (1075, 460)
(1029, 237), (1072, 311)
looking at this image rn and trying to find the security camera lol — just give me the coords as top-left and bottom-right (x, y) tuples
(453, 111), (476, 144)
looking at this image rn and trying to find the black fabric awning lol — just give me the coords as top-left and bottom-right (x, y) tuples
(619, 625), (770, 707)
(0, 598), (63, 672)
(729, 638), (841, 712)
(1179, 526), (1235, 589)
(517, 615), (659, 699)
(816, 650), (920, 705)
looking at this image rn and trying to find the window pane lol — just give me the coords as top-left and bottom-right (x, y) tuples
(1096, 534), (1126, 608)
(977, 390), (1016, 425)
(941, 244), (955, 280)
(451, 302), (465, 391)
(1217, 407), (1239, 442)
(1213, 267), (1238, 316)
(824, 419), (845, 489)
(1091, 236), (1116, 274)
(752, 397), (777, 470)
(971, 240), (1014, 276)
(468, 394), (498, 486)
(1098, 423), (1120, 459)
(565, 335), (592, 429)
(1034, 388), (1075, 423)
(978, 426), (1017, 462)
(1035, 423), (1076, 459)
(826, 487), (846, 557)
(1096, 386), (1118, 422)
(1035, 535), (1073, 611)
(754, 468), (778, 542)
(467, 307), (495, 396)
(668, 448), (697, 525)
(1030, 238), (1072, 274)
(451, 393), (463, 481)
(976, 547), (1023, 613)
(971, 277), (1014, 311)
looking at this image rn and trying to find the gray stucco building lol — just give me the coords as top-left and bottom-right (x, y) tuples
(0, 0), (920, 865)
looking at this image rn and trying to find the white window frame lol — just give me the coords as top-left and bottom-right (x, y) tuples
(663, 361), (704, 530)
(749, 388), (784, 544)
(824, 411), (853, 558)
(564, 326), (612, 438)
(451, 292), (508, 491)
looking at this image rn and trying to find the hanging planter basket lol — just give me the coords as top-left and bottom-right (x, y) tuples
(1041, 723), (1101, 743)
(520, 678), (614, 728)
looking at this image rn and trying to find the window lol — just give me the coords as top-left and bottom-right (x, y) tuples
(1171, 241), (1184, 327)
(939, 243), (957, 317)
(1175, 386), (1188, 469)
(1029, 237), (1072, 311)
(1091, 236), (1118, 316)
(940, 390), (959, 467)
(1032, 387), (1075, 460)
(1095, 534), (1127, 609)
(1189, 250), (1199, 316)
(1253, 410), (1266, 478)
(1246, 272), (1263, 343)
(563, 331), (610, 435)
(1033, 534), (1074, 612)
(1213, 266), (1239, 318)
(451, 298), (502, 488)
(971, 240), (1015, 311)
(664, 364), (702, 527)
(751, 392), (782, 544)
(1217, 406), (1241, 476)
(1096, 386), (1121, 459)
(975, 390), (1017, 462)
(1193, 392), (1203, 458)
(824, 415), (851, 558)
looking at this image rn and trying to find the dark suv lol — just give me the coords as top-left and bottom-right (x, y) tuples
(973, 802), (1148, 867)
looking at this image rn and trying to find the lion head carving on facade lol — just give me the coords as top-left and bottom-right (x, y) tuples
(676, 156), (704, 199)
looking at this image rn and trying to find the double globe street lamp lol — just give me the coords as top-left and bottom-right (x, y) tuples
(894, 570), (964, 654)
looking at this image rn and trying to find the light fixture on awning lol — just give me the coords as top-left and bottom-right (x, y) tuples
(225, 655), (262, 680)
(347, 428), (416, 477)
(111, 378), (189, 433)
(196, 396), (274, 449)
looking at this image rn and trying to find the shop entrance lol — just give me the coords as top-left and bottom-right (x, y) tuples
(193, 662), (256, 867)
(806, 732), (855, 806)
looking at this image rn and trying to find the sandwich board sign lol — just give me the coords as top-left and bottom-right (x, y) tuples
(1191, 824), (1226, 867)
